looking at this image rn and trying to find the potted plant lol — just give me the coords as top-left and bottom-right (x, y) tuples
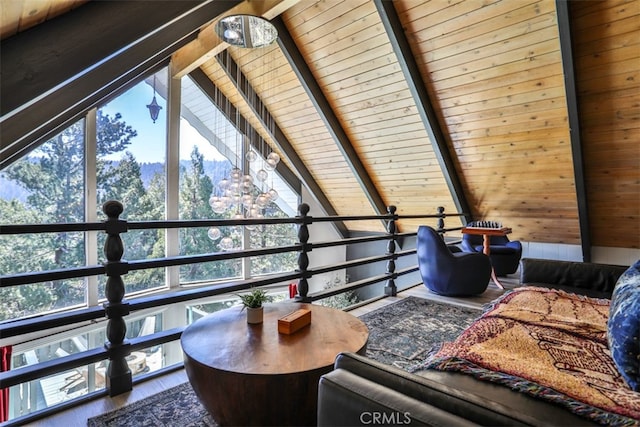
(237, 288), (273, 324)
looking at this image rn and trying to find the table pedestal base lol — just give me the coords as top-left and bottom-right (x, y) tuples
(186, 358), (330, 426)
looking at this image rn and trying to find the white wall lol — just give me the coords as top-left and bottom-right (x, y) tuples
(300, 186), (347, 293)
(298, 184), (639, 292)
(522, 242), (639, 266)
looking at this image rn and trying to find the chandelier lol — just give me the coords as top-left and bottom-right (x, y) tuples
(207, 108), (280, 249)
(208, 16), (280, 250)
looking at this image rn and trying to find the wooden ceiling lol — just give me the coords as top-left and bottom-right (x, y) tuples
(1, 0), (638, 256)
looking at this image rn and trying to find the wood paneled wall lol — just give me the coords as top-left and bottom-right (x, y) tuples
(2, 0), (637, 249)
(204, 0), (637, 245)
(398, 0), (580, 243)
(186, 0), (640, 245)
(571, 0), (640, 249)
(0, 0), (87, 39)
(202, 35), (386, 232)
(281, 0), (459, 233)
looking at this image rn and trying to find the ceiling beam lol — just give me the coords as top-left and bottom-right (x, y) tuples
(171, 0), (301, 79)
(1, 0), (242, 170)
(374, 0), (472, 222)
(189, 68), (301, 196)
(214, 53), (350, 238)
(272, 16), (389, 218)
(556, 0), (591, 262)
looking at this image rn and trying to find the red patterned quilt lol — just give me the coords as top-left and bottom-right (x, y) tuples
(425, 286), (640, 425)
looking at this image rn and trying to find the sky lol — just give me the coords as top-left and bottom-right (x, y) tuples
(100, 83), (226, 163)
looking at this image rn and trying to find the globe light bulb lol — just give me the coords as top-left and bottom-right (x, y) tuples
(212, 200), (226, 214)
(231, 193), (242, 205)
(267, 152), (280, 164)
(219, 237), (234, 251)
(264, 158), (277, 171)
(220, 195), (231, 209)
(207, 227), (221, 241)
(228, 181), (240, 193)
(245, 150), (258, 162)
(267, 188), (279, 201)
(257, 169), (268, 182)
(230, 167), (242, 183)
(219, 178), (230, 191)
(242, 194), (254, 208)
(265, 152), (280, 171)
(256, 193), (269, 207)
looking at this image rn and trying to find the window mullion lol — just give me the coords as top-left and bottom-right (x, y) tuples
(85, 109), (99, 307)
(166, 74), (181, 290)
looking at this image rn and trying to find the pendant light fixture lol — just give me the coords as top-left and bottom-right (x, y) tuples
(146, 74), (162, 123)
(207, 16), (282, 243)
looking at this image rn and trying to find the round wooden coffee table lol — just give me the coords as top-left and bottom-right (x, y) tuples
(181, 302), (368, 426)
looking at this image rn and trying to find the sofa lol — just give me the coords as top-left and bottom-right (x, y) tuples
(317, 258), (639, 426)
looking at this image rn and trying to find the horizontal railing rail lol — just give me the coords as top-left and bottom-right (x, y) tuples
(0, 201), (465, 425)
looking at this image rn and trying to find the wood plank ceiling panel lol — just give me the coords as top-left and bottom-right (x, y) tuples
(201, 35), (383, 232)
(399, 0), (579, 244)
(284, 0), (459, 233)
(0, 0), (88, 39)
(570, 0), (640, 249)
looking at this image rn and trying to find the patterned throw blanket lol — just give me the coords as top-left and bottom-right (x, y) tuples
(423, 287), (640, 426)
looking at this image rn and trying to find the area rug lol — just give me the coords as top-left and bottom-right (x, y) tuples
(87, 297), (480, 426)
(87, 381), (215, 427)
(420, 287), (640, 426)
(358, 296), (481, 370)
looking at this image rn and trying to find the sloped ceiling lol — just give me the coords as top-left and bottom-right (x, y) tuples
(1, 0), (638, 255)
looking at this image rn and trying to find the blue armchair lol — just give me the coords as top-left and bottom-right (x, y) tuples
(417, 226), (491, 296)
(461, 222), (522, 276)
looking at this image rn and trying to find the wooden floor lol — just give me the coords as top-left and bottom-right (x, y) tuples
(28, 275), (521, 426)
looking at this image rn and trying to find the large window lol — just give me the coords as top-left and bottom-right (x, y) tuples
(0, 67), (300, 322)
(178, 75), (298, 282)
(0, 64), (302, 421)
(8, 312), (162, 418)
(0, 121), (87, 320)
(96, 69), (168, 295)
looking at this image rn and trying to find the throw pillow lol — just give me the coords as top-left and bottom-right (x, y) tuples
(607, 259), (640, 391)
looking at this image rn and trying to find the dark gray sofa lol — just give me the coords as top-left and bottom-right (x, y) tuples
(519, 257), (626, 299)
(317, 258), (629, 426)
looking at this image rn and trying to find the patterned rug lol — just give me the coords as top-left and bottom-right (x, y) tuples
(87, 382), (215, 427)
(420, 287), (640, 426)
(358, 297), (481, 370)
(87, 297), (480, 426)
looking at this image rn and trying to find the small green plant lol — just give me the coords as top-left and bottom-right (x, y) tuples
(236, 288), (273, 309)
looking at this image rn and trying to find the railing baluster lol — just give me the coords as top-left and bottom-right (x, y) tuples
(295, 203), (311, 302)
(384, 205), (398, 296)
(1, 198), (469, 414)
(437, 206), (445, 232)
(102, 200), (132, 396)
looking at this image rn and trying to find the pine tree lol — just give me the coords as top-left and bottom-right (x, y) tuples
(0, 111), (136, 320)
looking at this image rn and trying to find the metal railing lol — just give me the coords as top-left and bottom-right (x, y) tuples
(0, 201), (464, 425)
